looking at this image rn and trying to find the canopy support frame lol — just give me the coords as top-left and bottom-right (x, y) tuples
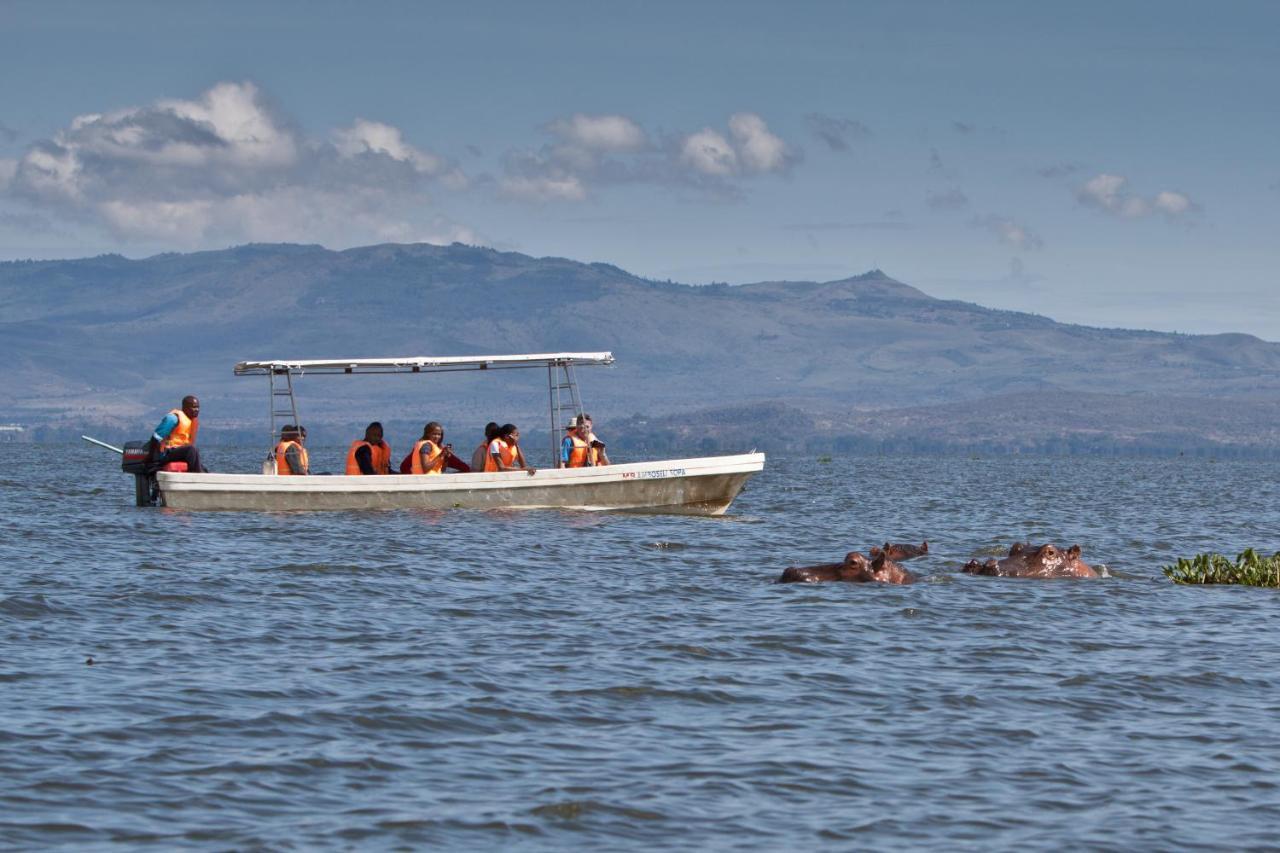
(547, 360), (586, 467)
(267, 368), (301, 466)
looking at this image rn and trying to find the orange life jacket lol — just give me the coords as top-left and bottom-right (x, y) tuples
(483, 438), (517, 472)
(410, 439), (446, 475)
(162, 409), (198, 450)
(274, 440), (309, 475)
(564, 434), (590, 467)
(345, 439), (391, 475)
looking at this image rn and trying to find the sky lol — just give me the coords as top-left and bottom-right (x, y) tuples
(1, 0), (1277, 338)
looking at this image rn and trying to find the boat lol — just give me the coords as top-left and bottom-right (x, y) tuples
(147, 352), (765, 514)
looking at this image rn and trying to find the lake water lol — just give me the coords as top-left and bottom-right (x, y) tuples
(3, 444), (1279, 849)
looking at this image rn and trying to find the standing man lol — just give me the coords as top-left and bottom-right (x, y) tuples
(560, 416), (592, 468)
(274, 424), (309, 475)
(580, 413), (610, 466)
(150, 394), (206, 472)
(345, 422), (394, 475)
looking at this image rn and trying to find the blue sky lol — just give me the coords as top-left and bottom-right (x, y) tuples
(1, 0), (1277, 337)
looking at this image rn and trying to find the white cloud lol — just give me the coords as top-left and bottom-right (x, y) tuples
(98, 198), (216, 241)
(680, 128), (738, 176)
(332, 118), (445, 175)
(728, 112), (791, 173)
(1079, 173), (1136, 215)
(547, 114), (647, 152)
(1078, 173), (1198, 220)
(1153, 190), (1192, 216)
(499, 110), (796, 202)
(499, 174), (587, 202)
(11, 80), (300, 206)
(2, 81), (472, 247)
(154, 81), (297, 168)
(417, 219), (482, 246)
(15, 144), (82, 201)
(972, 214), (1044, 251)
(95, 188), (484, 249)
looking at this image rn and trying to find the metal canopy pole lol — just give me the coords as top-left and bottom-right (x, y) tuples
(265, 373), (273, 458)
(546, 359), (585, 468)
(547, 364), (557, 467)
(268, 368), (301, 467)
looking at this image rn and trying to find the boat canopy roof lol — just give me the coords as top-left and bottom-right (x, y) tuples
(234, 351), (615, 376)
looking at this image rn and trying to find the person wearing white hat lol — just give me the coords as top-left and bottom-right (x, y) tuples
(560, 416), (593, 468)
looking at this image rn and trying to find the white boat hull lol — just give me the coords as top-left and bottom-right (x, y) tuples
(156, 453), (765, 514)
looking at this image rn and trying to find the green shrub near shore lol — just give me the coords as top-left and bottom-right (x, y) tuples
(1163, 549), (1280, 587)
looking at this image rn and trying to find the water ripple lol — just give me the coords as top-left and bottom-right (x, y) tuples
(2, 446), (1280, 848)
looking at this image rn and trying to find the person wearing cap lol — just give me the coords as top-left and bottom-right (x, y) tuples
(560, 416), (592, 468)
(580, 413), (610, 466)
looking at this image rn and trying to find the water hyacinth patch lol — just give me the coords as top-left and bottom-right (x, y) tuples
(1163, 549), (1280, 588)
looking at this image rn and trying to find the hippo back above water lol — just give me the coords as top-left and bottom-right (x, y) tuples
(778, 551), (916, 585)
(962, 543), (1099, 579)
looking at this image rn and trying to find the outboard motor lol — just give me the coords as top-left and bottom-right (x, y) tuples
(121, 440), (157, 506)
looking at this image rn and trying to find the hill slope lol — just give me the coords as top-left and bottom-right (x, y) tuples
(2, 242), (1278, 450)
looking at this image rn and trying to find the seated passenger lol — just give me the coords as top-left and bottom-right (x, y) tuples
(484, 423), (536, 475)
(400, 427), (471, 474)
(345, 421), (393, 475)
(149, 394), (207, 472)
(581, 413), (610, 466)
(560, 416), (592, 468)
(471, 422), (500, 472)
(408, 421), (449, 475)
(274, 424), (309, 475)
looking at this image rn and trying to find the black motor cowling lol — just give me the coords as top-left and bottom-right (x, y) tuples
(122, 440), (152, 474)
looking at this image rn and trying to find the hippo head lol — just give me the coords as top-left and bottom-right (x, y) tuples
(867, 550), (917, 585)
(1033, 543), (1094, 576)
(844, 548), (875, 568)
(982, 542), (1097, 578)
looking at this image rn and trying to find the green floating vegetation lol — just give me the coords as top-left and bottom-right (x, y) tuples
(1163, 549), (1280, 587)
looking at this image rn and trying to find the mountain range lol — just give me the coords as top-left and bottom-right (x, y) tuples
(2, 242), (1278, 454)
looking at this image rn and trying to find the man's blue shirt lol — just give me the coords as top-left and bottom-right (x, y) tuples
(152, 412), (179, 443)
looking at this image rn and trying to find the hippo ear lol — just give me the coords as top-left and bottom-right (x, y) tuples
(869, 546), (883, 559)
(1068, 544), (1081, 558)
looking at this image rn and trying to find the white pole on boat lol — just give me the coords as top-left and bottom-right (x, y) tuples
(81, 435), (124, 454)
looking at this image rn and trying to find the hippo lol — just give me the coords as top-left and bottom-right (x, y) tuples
(778, 551), (916, 585)
(870, 541), (929, 561)
(962, 543), (1099, 579)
